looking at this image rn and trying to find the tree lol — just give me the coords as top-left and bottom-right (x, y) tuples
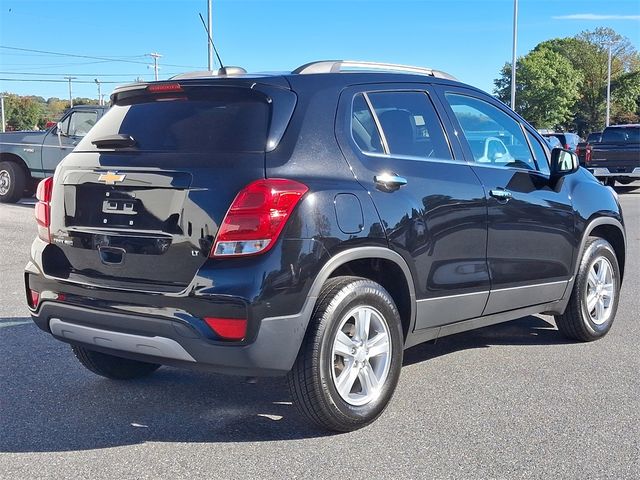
(494, 47), (582, 129)
(536, 28), (640, 133)
(1, 93), (43, 130)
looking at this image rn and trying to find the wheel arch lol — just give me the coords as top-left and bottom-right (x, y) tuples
(305, 247), (417, 342)
(579, 217), (626, 281)
(0, 152), (31, 178)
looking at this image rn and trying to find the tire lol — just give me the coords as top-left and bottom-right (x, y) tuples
(71, 345), (161, 380)
(555, 237), (620, 342)
(0, 161), (27, 203)
(287, 276), (404, 432)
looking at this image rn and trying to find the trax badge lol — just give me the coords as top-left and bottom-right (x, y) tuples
(98, 172), (126, 185)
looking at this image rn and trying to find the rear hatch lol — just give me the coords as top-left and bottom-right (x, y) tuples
(45, 79), (295, 292)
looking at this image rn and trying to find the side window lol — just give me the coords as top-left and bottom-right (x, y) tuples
(351, 94), (384, 154)
(367, 91), (453, 160)
(68, 111), (98, 137)
(445, 93), (538, 171)
(525, 131), (550, 174)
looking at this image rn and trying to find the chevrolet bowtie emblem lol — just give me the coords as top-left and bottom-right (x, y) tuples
(98, 172), (126, 185)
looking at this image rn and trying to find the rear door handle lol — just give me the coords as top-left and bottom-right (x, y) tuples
(489, 188), (512, 201)
(374, 173), (408, 191)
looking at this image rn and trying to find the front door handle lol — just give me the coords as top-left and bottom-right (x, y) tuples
(374, 173), (408, 191)
(489, 188), (512, 201)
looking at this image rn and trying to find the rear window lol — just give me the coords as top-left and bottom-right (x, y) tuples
(80, 87), (270, 153)
(601, 126), (640, 144)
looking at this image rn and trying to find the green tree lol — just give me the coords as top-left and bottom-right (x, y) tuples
(536, 28), (639, 133)
(2, 93), (43, 130)
(494, 47), (582, 129)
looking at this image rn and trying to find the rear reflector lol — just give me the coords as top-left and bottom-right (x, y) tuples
(204, 317), (247, 341)
(147, 83), (183, 93)
(35, 177), (53, 242)
(29, 290), (40, 308)
(212, 179), (308, 257)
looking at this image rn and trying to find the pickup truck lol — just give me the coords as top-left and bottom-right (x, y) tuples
(0, 105), (108, 203)
(587, 124), (640, 187)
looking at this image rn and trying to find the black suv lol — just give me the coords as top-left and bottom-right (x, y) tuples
(25, 61), (626, 432)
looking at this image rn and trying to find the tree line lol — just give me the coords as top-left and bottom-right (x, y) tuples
(494, 27), (640, 136)
(0, 94), (99, 131)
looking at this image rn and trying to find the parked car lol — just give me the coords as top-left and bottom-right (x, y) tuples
(576, 131), (602, 166)
(542, 132), (582, 152)
(588, 124), (640, 186)
(25, 61), (626, 432)
(544, 135), (563, 150)
(0, 105), (108, 203)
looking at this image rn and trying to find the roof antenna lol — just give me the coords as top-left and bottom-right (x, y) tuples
(198, 12), (225, 72)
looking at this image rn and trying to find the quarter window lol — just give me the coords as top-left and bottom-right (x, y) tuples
(525, 131), (550, 174)
(351, 94), (384, 154)
(445, 93), (538, 171)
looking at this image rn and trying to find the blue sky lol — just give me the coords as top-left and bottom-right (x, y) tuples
(1, 0), (639, 100)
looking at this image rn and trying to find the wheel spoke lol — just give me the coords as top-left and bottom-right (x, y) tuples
(358, 363), (380, 396)
(355, 308), (371, 342)
(595, 297), (605, 320)
(335, 362), (359, 398)
(587, 268), (598, 288)
(333, 331), (355, 358)
(586, 292), (598, 312)
(597, 259), (609, 283)
(601, 283), (614, 300)
(367, 333), (389, 358)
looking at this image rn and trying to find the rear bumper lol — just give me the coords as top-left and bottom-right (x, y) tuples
(31, 302), (306, 376)
(589, 167), (640, 178)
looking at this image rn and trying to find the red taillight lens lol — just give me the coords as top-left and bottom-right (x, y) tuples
(564, 144), (570, 150)
(585, 145), (592, 164)
(29, 289), (40, 308)
(147, 83), (183, 93)
(204, 317), (247, 341)
(211, 179), (308, 257)
(35, 177), (53, 242)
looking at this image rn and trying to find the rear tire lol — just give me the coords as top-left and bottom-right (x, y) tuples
(71, 345), (161, 380)
(555, 237), (620, 342)
(0, 161), (26, 203)
(287, 276), (403, 432)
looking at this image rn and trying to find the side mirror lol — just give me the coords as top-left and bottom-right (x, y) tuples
(550, 148), (579, 177)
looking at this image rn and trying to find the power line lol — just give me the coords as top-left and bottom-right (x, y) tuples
(0, 45), (205, 69)
(0, 71), (183, 77)
(0, 78), (123, 84)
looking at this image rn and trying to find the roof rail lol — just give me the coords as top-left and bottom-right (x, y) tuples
(292, 60), (457, 80)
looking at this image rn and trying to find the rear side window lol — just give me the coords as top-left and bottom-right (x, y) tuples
(81, 88), (269, 153)
(365, 91), (453, 160)
(602, 126), (640, 143)
(445, 93), (538, 171)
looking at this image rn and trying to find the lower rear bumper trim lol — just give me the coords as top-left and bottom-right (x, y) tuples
(50, 318), (196, 362)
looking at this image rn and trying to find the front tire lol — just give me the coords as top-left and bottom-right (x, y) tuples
(72, 345), (161, 380)
(287, 276), (404, 432)
(0, 161), (26, 203)
(555, 237), (621, 342)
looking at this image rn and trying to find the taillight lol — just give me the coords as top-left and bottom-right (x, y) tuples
(211, 179), (308, 257)
(35, 177), (53, 242)
(585, 145), (592, 164)
(204, 317), (247, 341)
(564, 144), (570, 150)
(147, 83), (183, 93)
(29, 289), (40, 308)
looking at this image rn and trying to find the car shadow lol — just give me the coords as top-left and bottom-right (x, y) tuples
(1, 314), (567, 452)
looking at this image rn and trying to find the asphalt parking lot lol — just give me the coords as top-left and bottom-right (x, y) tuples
(1, 186), (638, 480)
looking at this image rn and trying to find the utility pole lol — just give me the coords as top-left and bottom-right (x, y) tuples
(148, 52), (162, 81)
(510, 0), (518, 110)
(94, 79), (102, 106)
(606, 43), (613, 127)
(64, 76), (77, 107)
(207, 0), (213, 71)
(0, 95), (5, 133)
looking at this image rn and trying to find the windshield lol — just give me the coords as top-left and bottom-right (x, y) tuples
(78, 87), (270, 153)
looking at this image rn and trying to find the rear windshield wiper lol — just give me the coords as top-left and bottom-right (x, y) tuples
(91, 134), (137, 149)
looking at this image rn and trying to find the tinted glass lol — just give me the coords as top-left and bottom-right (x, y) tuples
(351, 94), (384, 153)
(367, 91), (452, 160)
(587, 132), (601, 143)
(601, 126), (640, 143)
(526, 131), (550, 174)
(445, 93), (537, 170)
(81, 88), (269, 152)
